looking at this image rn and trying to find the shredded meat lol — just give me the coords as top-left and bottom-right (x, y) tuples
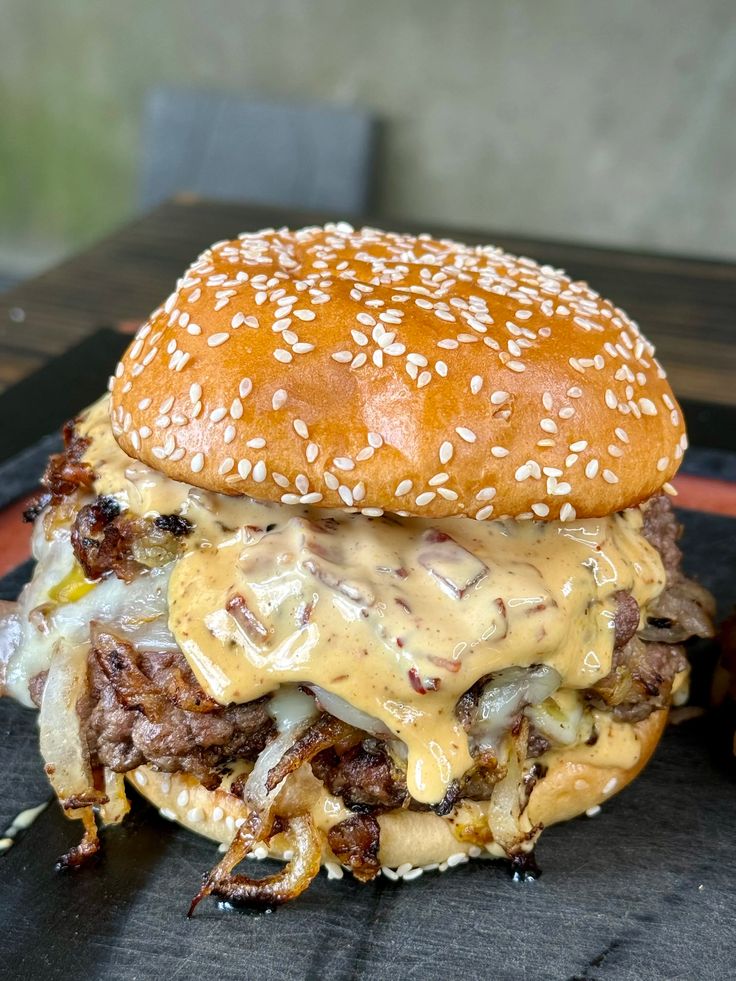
(83, 633), (273, 789)
(327, 814), (381, 881)
(24, 420), (93, 521)
(589, 495), (714, 722)
(71, 497), (139, 581)
(589, 638), (688, 722)
(71, 496), (191, 582)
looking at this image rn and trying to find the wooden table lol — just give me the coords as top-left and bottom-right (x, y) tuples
(1, 198), (735, 405)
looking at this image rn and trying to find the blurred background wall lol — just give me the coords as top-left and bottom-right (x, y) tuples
(1, 0), (734, 281)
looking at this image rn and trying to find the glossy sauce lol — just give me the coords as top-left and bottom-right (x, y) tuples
(0, 801), (49, 853)
(80, 396), (667, 804)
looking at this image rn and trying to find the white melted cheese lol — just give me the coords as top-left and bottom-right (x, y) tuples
(10, 396), (667, 803)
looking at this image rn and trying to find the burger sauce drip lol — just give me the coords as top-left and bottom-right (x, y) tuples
(79, 396), (667, 805)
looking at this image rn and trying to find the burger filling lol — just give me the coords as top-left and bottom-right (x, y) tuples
(0, 396), (715, 901)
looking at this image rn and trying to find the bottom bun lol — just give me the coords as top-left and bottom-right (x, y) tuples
(126, 709), (667, 874)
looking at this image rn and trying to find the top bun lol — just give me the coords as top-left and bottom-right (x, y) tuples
(109, 224), (686, 520)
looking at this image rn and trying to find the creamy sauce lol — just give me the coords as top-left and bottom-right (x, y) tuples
(0, 801), (49, 853)
(75, 396), (668, 803)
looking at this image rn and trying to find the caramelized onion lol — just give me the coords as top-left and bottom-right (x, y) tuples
(99, 769), (130, 826)
(189, 814), (321, 912)
(310, 685), (392, 738)
(189, 719), (322, 914)
(471, 665), (561, 752)
(39, 638), (106, 863)
(39, 640), (101, 805)
(487, 720), (540, 856)
(265, 713), (356, 792)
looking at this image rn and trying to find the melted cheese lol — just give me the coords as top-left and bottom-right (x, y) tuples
(78, 396), (667, 804)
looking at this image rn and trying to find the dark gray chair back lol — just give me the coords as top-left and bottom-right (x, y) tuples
(139, 86), (377, 214)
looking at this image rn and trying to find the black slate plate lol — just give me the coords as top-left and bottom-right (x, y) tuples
(1, 510), (735, 981)
(1, 332), (736, 979)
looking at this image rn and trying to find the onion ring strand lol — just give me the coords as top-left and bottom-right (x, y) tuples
(188, 813), (321, 914)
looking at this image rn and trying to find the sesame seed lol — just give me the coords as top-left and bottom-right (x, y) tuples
(560, 503), (576, 521)
(294, 309), (315, 321)
(491, 446), (509, 458)
(218, 458), (234, 475)
(333, 457), (355, 471)
(301, 492), (323, 504)
(585, 459), (599, 478)
(475, 505), (494, 521)
(570, 440), (587, 452)
(191, 453), (204, 473)
(470, 375), (483, 394)
(306, 442), (319, 463)
(490, 390), (509, 405)
(602, 469), (619, 484)
(475, 487), (496, 501)
(639, 398), (657, 416)
(338, 485), (354, 506)
(253, 461), (267, 482)
(209, 407), (227, 422)
(415, 492), (436, 506)
(274, 349), (293, 363)
(272, 389), (287, 410)
(455, 427), (476, 443)
(208, 333), (229, 347)
(395, 480), (413, 497)
(439, 441), (453, 464)
(532, 503), (550, 517)
(540, 418), (558, 434)
(324, 472), (339, 490)
(239, 377), (253, 398)
(367, 432), (383, 448)
(332, 351), (352, 363)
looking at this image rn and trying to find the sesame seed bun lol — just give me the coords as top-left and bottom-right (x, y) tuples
(126, 709), (666, 875)
(110, 224), (686, 520)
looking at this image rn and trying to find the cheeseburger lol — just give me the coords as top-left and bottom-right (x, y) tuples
(0, 224), (715, 907)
